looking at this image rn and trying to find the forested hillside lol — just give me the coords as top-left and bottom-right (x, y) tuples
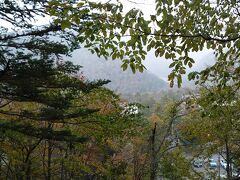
(71, 50), (168, 94)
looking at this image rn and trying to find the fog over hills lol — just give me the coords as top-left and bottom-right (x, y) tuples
(142, 49), (216, 87)
(68, 48), (215, 93)
(69, 49), (168, 94)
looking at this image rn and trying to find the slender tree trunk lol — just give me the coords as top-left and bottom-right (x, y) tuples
(225, 137), (232, 179)
(24, 139), (42, 180)
(150, 122), (157, 180)
(133, 149), (142, 180)
(47, 140), (53, 180)
(25, 160), (31, 180)
(2, 158), (12, 179)
(218, 153), (221, 180)
(60, 157), (65, 180)
(6, 162), (10, 179)
(42, 140), (47, 179)
(24, 149), (33, 180)
(0, 155), (1, 178)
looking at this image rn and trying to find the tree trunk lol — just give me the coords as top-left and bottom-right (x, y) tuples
(25, 160), (31, 180)
(47, 140), (53, 180)
(150, 122), (157, 180)
(225, 137), (232, 179)
(60, 157), (65, 180)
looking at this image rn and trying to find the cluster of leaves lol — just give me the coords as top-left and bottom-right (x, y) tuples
(159, 149), (193, 180)
(47, 0), (240, 87)
(47, 0), (148, 73)
(153, 0), (240, 86)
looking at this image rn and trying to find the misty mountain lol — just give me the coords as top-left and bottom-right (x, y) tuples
(69, 49), (168, 94)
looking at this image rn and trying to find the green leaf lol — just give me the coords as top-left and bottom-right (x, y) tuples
(130, 63), (136, 73)
(139, 65), (144, 72)
(179, 69), (186, 74)
(169, 62), (176, 68)
(61, 20), (71, 29)
(112, 53), (117, 60)
(188, 62), (192, 68)
(121, 63), (128, 71)
(177, 75), (182, 88)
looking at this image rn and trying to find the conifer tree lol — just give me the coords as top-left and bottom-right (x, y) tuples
(0, 0), (110, 142)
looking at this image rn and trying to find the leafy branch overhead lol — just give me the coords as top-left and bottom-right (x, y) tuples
(1, 0), (239, 87)
(47, 0), (240, 87)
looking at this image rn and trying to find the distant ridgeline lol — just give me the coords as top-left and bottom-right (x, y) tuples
(72, 50), (168, 94)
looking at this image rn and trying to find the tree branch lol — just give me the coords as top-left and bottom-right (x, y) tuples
(0, 25), (62, 41)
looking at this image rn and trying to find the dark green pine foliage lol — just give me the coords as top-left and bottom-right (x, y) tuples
(0, 58), (109, 142)
(0, 0), (109, 143)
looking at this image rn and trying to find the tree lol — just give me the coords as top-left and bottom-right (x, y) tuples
(159, 149), (192, 180)
(146, 99), (195, 180)
(0, 1), (149, 178)
(0, 0), (113, 138)
(0, 0), (147, 75)
(0, 63), (110, 179)
(47, 1), (239, 87)
(149, 0), (240, 88)
(0, 82), (148, 179)
(179, 86), (240, 179)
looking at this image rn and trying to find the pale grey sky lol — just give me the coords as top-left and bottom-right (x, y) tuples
(141, 50), (215, 81)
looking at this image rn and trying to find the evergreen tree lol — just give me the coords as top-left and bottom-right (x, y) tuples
(0, 2), (149, 179)
(0, 0), (113, 140)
